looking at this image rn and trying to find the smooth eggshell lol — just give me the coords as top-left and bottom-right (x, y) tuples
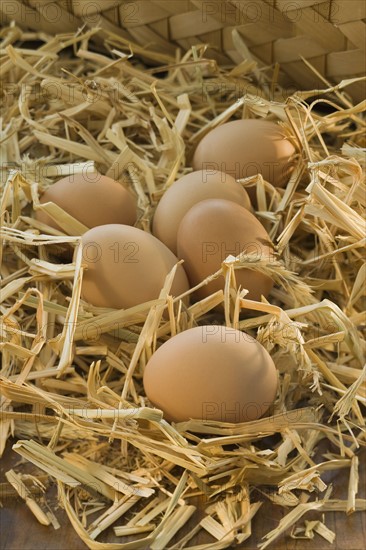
(143, 325), (278, 423)
(81, 224), (189, 309)
(152, 170), (250, 254)
(36, 174), (137, 231)
(177, 199), (273, 301)
(192, 119), (295, 199)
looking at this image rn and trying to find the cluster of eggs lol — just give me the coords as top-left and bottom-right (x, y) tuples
(36, 119), (295, 423)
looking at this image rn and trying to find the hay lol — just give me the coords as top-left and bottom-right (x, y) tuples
(0, 22), (365, 549)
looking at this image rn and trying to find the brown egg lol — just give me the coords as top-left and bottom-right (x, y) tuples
(36, 173), (137, 232)
(152, 170), (250, 254)
(81, 224), (189, 310)
(143, 325), (278, 423)
(192, 119), (296, 200)
(177, 199), (274, 301)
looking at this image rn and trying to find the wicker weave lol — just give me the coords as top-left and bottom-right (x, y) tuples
(1, 0), (365, 101)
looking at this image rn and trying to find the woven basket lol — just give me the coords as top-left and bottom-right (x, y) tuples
(1, 0), (365, 101)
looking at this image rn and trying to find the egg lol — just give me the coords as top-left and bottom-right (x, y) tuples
(192, 119), (296, 200)
(143, 325), (277, 423)
(177, 199), (273, 301)
(36, 173), (137, 232)
(152, 170), (250, 254)
(81, 224), (189, 309)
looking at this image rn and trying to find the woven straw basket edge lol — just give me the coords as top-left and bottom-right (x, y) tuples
(1, 0), (365, 101)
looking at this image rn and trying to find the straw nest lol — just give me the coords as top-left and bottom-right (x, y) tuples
(0, 23), (365, 550)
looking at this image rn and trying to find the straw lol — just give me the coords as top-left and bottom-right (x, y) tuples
(0, 22), (365, 550)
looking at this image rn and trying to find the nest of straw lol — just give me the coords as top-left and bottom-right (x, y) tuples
(0, 23), (365, 550)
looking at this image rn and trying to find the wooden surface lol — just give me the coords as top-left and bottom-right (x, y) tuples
(1, 440), (365, 550)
